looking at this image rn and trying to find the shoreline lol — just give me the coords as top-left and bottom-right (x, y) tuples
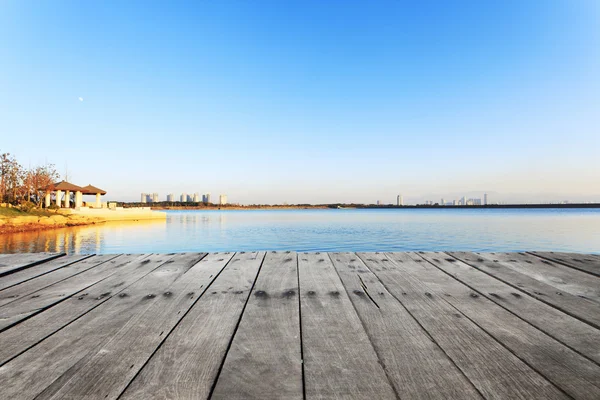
(2, 202), (599, 235)
(146, 203), (600, 211)
(0, 207), (166, 235)
(0, 214), (106, 235)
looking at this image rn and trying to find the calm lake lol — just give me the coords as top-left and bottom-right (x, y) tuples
(1, 209), (599, 254)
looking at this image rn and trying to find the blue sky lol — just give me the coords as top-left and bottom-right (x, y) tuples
(1, 0), (599, 204)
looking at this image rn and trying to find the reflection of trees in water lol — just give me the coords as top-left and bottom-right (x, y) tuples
(0, 226), (102, 254)
(0, 220), (165, 254)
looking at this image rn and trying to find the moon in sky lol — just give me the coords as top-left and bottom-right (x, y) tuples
(78, 97), (84, 102)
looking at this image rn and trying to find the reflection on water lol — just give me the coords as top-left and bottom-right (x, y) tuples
(0, 209), (599, 254)
(0, 219), (167, 254)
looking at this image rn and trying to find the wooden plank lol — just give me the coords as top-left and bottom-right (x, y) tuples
(0, 253), (172, 366)
(529, 252), (600, 277)
(329, 252), (481, 400)
(211, 251), (303, 400)
(491, 252), (600, 304)
(37, 252), (236, 400)
(0, 254), (92, 291)
(298, 252), (397, 399)
(0, 252), (65, 277)
(408, 252), (600, 400)
(422, 252), (600, 365)
(0, 252), (205, 400)
(0, 254), (119, 307)
(119, 251), (265, 400)
(449, 252), (600, 329)
(0, 253), (130, 332)
(359, 252), (568, 400)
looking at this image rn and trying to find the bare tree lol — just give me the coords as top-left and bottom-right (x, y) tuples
(0, 152), (24, 204)
(27, 164), (60, 207)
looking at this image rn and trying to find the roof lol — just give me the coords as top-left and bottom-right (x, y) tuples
(81, 184), (107, 195)
(45, 181), (84, 192)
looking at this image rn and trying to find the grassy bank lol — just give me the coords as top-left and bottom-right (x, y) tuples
(0, 207), (55, 218)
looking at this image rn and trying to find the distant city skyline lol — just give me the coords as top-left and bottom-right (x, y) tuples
(130, 189), (595, 206)
(1, 2), (599, 204)
(139, 191), (225, 204)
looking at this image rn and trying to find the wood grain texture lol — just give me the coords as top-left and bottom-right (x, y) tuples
(1, 251), (599, 400)
(491, 252), (600, 304)
(0, 254), (119, 307)
(36, 252), (229, 400)
(211, 251), (303, 400)
(410, 252), (600, 400)
(0, 254), (132, 332)
(360, 252), (568, 400)
(0, 254), (92, 291)
(429, 252), (600, 365)
(529, 252), (600, 277)
(120, 251), (264, 400)
(449, 251), (600, 329)
(0, 252), (202, 400)
(298, 252), (397, 400)
(329, 252), (482, 400)
(0, 253), (166, 366)
(0, 253), (65, 277)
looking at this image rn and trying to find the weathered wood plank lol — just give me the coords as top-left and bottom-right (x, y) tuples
(360, 252), (568, 400)
(298, 252), (397, 400)
(211, 251), (302, 400)
(0, 252), (65, 277)
(491, 252), (600, 304)
(0, 254), (119, 307)
(329, 252), (481, 400)
(0, 254), (137, 332)
(424, 252), (600, 365)
(119, 251), (264, 400)
(0, 252), (205, 400)
(449, 252), (600, 329)
(0, 253), (170, 366)
(409, 252), (600, 400)
(529, 252), (600, 277)
(0, 254), (92, 291)
(37, 252), (235, 400)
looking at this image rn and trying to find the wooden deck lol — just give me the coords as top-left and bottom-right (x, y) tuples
(0, 251), (599, 399)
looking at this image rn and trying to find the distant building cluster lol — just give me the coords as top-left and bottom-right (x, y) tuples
(421, 193), (489, 206)
(140, 193), (159, 203)
(140, 192), (227, 204)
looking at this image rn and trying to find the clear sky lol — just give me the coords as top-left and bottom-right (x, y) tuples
(1, 0), (599, 204)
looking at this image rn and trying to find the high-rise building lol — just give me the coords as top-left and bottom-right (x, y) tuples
(484, 193), (488, 205)
(193, 193), (200, 202)
(397, 194), (404, 206)
(167, 194), (174, 202)
(219, 194), (227, 205)
(441, 198), (444, 205)
(152, 193), (159, 203)
(180, 193), (187, 202)
(203, 193), (211, 203)
(141, 193), (147, 203)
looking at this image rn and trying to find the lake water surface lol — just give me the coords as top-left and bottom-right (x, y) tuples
(1, 209), (599, 254)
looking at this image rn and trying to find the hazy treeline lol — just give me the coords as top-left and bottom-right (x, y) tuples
(0, 151), (60, 206)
